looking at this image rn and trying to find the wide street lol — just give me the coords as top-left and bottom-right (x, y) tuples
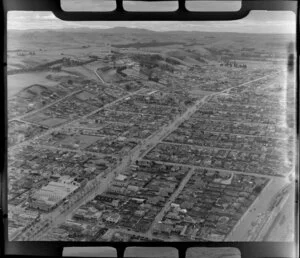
(8, 87), (145, 152)
(11, 67), (288, 241)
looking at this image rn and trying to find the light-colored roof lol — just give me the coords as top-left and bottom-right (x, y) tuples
(32, 181), (79, 207)
(115, 174), (127, 181)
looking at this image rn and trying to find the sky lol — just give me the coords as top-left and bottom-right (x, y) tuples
(7, 0), (296, 34)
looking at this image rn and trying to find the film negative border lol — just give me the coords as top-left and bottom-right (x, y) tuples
(2, 0), (298, 21)
(1, 0), (299, 258)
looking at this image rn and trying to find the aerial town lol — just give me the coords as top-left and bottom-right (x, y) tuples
(7, 26), (296, 243)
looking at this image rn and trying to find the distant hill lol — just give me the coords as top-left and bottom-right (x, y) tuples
(8, 27), (294, 61)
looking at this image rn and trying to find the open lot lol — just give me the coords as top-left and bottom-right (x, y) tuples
(7, 72), (57, 97)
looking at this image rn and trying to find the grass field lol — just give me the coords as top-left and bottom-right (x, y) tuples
(7, 72), (58, 97)
(63, 65), (99, 81)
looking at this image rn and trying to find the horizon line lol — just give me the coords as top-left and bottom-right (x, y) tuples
(7, 26), (296, 35)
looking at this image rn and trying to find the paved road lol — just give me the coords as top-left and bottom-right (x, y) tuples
(19, 131), (141, 241)
(136, 71), (291, 242)
(106, 227), (166, 241)
(16, 180), (97, 240)
(164, 127), (288, 140)
(8, 88), (145, 152)
(22, 160), (125, 241)
(142, 159), (277, 179)
(93, 68), (127, 93)
(20, 87), (207, 240)
(19, 100), (199, 240)
(133, 100), (207, 160)
(10, 86), (145, 240)
(147, 168), (195, 236)
(161, 141), (284, 156)
(93, 68), (107, 85)
(13, 70), (282, 240)
(11, 118), (45, 127)
(218, 71), (281, 96)
(29, 124), (176, 240)
(36, 144), (119, 159)
(97, 170), (195, 242)
(194, 117), (290, 131)
(97, 109), (167, 118)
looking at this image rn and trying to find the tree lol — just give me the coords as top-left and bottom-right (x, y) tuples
(254, 185), (263, 194)
(111, 55), (117, 68)
(125, 84), (131, 91)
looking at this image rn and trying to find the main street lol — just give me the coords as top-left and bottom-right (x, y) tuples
(26, 96), (207, 241)
(17, 80), (209, 240)
(137, 71), (289, 242)
(12, 69), (283, 241)
(10, 85), (145, 240)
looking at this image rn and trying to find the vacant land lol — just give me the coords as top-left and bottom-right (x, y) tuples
(7, 72), (57, 97)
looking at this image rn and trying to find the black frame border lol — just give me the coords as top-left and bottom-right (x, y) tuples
(1, 0), (299, 257)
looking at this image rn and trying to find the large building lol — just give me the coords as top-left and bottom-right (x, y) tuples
(30, 181), (79, 212)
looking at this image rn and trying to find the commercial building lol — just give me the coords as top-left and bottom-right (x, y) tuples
(30, 181), (79, 212)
